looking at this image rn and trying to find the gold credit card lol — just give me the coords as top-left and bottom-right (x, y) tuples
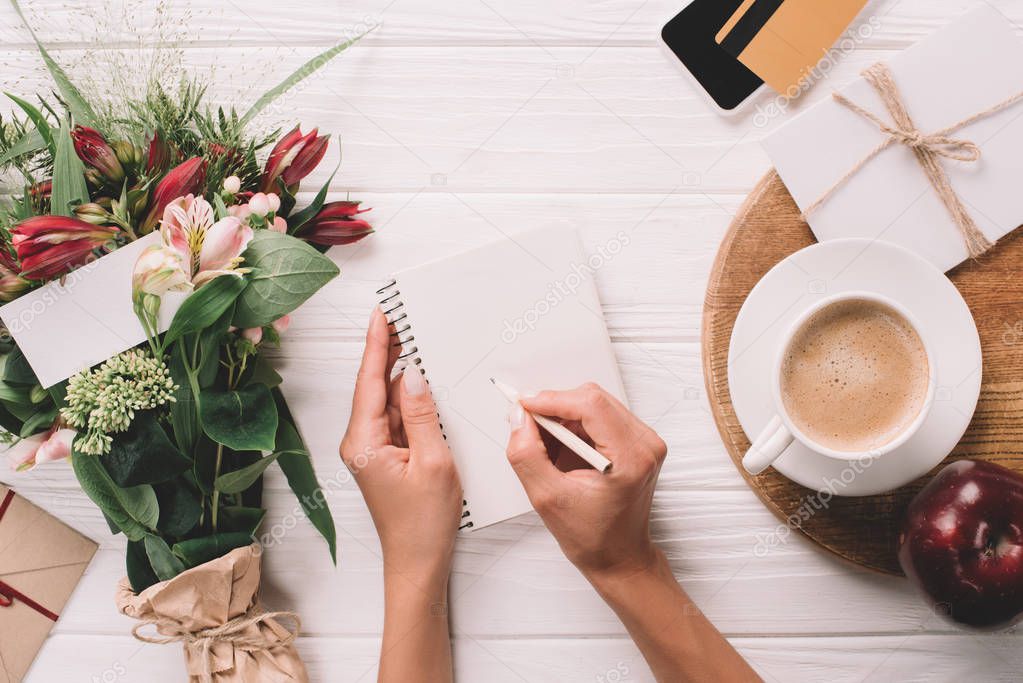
(716, 0), (868, 94)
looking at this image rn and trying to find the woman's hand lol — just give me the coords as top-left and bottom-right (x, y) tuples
(505, 383), (667, 582)
(506, 385), (761, 682)
(341, 308), (461, 683)
(340, 307), (463, 587)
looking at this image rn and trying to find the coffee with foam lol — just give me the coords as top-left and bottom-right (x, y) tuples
(779, 299), (929, 453)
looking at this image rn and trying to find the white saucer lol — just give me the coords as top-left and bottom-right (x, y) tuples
(728, 239), (982, 496)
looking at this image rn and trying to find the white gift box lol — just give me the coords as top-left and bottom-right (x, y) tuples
(0, 233), (185, 388)
(763, 5), (1023, 273)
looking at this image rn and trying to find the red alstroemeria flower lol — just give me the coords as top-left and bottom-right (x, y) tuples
(11, 216), (121, 280)
(297, 201), (373, 246)
(259, 126), (328, 192)
(146, 130), (172, 175)
(71, 125), (125, 185)
(140, 157), (207, 234)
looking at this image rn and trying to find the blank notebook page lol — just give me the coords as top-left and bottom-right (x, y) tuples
(383, 227), (626, 530)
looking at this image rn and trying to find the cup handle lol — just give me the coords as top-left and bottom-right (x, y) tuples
(742, 415), (793, 475)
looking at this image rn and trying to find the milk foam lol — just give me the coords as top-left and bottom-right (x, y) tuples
(780, 299), (929, 452)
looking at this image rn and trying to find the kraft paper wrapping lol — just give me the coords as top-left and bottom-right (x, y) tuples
(116, 544), (308, 683)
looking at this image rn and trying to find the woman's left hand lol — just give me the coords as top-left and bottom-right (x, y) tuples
(340, 307), (463, 588)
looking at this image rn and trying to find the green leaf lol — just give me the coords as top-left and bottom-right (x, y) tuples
(218, 506), (266, 535)
(239, 30), (374, 127)
(5, 93), (53, 155)
(144, 534), (186, 581)
(213, 193), (229, 220)
(0, 128), (45, 167)
(51, 118), (89, 217)
(198, 306), (234, 389)
(126, 539), (160, 593)
(191, 435), (220, 495)
(0, 379), (31, 404)
(2, 346), (39, 385)
(199, 384), (278, 452)
(19, 405), (56, 438)
(286, 158), (339, 234)
(154, 479), (202, 537)
(101, 411), (191, 487)
(9, 0), (99, 127)
(214, 450), (288, 494)
(164, 276), (246, 348)
(273, 392), (336, 562)
(232, 231), (339, 329)
(172, 533), (253, 568)
(72, 452), (159, 541)
(46, 379), (67, 408)
(245, 355), (282, 389)
(0, 402), (24, 435)
(167, 347), (199, 455)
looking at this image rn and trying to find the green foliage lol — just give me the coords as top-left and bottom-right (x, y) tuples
(215, 450), (288, 494)
(240, 29), (375, 127)
(153, 479), (202, 538)
(100, 411), (190, 487)
(5, 93), (54, 156)
(199, 384), (278, 452)
(126, 539), (160, 593)
(72, 451), (158, 541)
(172, 533), (253, 567)
(274, 391), (337, 562)
(9, 0), (99, 127)
(218, 506), (265, 535)
(232, 231), (340, 329)
(163, 275), (246, 348)
(287, 159), (339, 234)
(144, 534), (186, 581)
(50, 118), (89, 217)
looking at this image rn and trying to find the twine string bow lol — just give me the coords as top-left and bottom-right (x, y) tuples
(803, 62), (1023, 259)
(131, 608), (301, 683)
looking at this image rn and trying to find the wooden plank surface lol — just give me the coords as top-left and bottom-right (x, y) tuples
(1, 0), (1021, 680)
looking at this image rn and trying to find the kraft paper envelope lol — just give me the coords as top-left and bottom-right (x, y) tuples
(0, 485), (98, 682)
(716, 0), (868, 94)
(762, 6), (1023, 273)
(0, 233), (185, 388)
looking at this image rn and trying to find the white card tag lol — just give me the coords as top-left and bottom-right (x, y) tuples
(0, 233), (186, 387)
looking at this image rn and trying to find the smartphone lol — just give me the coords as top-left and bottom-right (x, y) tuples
(661, 0), (766, 115)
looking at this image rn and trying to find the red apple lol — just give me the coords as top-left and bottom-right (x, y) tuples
(898, 459), (1023, 630)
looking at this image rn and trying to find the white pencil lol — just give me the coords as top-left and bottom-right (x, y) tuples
(490, 378), (613, 473)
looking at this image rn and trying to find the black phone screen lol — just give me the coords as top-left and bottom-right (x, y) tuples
(661, 0), (764, 111)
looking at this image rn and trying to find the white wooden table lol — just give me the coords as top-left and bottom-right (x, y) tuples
(2, 0), (1022, 680)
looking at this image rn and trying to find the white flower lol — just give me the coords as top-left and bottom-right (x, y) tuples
(223, 175), (241, 194)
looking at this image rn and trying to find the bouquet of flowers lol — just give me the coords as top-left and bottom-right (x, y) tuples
(0, 3), (373, 679)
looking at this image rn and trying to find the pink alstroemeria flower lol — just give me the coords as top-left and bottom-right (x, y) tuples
(12, 427), (75, 471)
(158, 194), (254, 288)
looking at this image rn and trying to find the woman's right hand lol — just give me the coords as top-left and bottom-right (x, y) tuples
(505, 383), (668, 581)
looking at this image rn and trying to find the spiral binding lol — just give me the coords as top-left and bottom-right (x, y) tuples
(376, 279), (474, 530)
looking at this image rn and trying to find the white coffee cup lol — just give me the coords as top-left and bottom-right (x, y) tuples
(742, 292), (936, 475)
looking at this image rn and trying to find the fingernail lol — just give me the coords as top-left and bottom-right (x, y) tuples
(508, 404), (526, 430)
(403, 367), (427, 395)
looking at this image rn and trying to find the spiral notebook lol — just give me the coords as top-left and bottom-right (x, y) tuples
(377, 227), (626, 530)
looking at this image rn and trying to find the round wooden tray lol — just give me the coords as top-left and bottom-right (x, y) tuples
(702, 171), (1023, 575)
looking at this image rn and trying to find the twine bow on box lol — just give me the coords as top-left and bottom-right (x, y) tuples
(803, 62), (1023, 259)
